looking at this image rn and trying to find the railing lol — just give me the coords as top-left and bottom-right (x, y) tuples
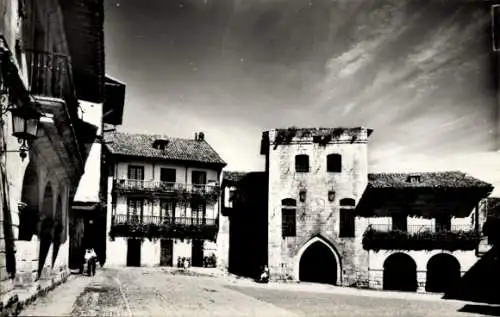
(367, 223), (474, 233)
(112, 214), (216, 226)
(113, 179), (220, 195)
(25, 49), (76, 101)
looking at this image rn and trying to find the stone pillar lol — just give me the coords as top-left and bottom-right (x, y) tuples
(14, 239), (39, 288)
(417, 271), (427, 293)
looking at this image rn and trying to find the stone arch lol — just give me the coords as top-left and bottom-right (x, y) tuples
(383, 253), (417, 292)
(426, 253), (461, 293)
(38, 182), (54, 278)
(19, 161), (39, 241)
(294, 236), (342, 285)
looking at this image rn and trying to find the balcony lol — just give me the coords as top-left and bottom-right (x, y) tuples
(362, 224), (480, 252)
(109, 214), (218, 242)
(25, 49), (78, 112)
(112, 179), (221, 202)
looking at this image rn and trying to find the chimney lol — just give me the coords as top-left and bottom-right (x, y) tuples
(198, 132), (205, 141)
(194, 132), (198, 141)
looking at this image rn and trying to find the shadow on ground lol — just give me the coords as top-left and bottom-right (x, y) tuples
(458, 305), (500, 316)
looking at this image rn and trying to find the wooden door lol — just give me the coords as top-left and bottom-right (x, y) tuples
(191, 240), (204, 267)
(160, 239), (173, 266)
(126, 239), (141, 267)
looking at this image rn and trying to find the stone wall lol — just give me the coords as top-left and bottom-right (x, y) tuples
(265, 128), (371, 285)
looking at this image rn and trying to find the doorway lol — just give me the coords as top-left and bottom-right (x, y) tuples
(191, 240), (204, 267)
(160, 239), (173, 266)
(126, 239), (141, 267)
(383, 253), (417, 292)
(299, 240), (337, 285)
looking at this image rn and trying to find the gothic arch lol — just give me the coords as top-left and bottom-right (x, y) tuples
(19, 161), (40, 241)
(294, 235), (342, 285)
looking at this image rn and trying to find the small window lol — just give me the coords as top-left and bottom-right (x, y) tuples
(295, 155), (309, 173)
(282, 198), (297, 207)
(327, 154), (342, 173)
(340, 198), (356, 207)
(282, 209), (296, 237)
(339, 209), (355, 237)
(406, 174), (421, 184)
(153, 139), (169, 150)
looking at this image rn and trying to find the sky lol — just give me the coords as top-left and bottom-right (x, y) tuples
(103, 0), (499, 184)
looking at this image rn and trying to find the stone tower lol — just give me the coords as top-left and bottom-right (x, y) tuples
(260, 127), (373, 284)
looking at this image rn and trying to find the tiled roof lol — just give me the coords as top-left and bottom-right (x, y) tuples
(105, 132), (226, 166)
(222, 171), (248, 184)
(368, 171), (493, 190)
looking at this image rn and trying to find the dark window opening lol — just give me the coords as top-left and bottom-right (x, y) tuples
(282, 209), (296, 237)
(339, 209), (355, 238)
(327, 154), (342, 173)
(192, 171), (207, 188)
(392, 214), (408, 231)
(295, 155), (310, 173)
(406, 174), (422, 184)
(340, 198), (355, 207)
(153, 139), (169, 150)
(191, 201), (207, 225)
(282, 198), (297, 207)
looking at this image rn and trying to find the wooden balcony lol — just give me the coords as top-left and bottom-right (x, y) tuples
(112, 179), (221, 202)
(362, 224), (480, 252)
(25, 49), (79, 117)
(109, 214), (218, 242)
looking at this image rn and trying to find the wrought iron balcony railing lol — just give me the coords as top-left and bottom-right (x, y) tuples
(112, 179), (221, 198)
(367, 223), (474, 233)
(112, 214), (216, 226)
(362, 223), (480, 252)
(109, 214), (219, 241)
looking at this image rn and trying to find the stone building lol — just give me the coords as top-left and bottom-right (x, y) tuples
(103, 132), (228, 268)
(0, 0), (111, 310)
(222, 127), (493, 293)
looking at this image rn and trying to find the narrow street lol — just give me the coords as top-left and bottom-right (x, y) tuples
(18, 267), (500, 317)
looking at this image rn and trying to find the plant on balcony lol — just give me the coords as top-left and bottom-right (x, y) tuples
(362, 227), (481, 252)
(109, 222), (219, 242)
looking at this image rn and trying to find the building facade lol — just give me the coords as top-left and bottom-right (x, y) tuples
(222, 127), (493, 293)
(70, 76), (126, 271)
(103, 132), (228, 269)
(0, 0), (108, 310)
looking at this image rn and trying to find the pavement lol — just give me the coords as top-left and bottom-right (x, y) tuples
(16, 267), (500, 317)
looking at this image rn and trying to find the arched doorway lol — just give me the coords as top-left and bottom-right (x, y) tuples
(299, 240), (337, 285)
(426, 253), (461, 293)
(383, 253), (417, 292)
(19, 161), (39, 241)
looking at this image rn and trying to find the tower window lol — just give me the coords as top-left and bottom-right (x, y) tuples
(295, 155), (309, 173)
(327, 154), (342, 173)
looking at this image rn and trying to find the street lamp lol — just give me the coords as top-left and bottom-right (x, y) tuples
(2, 100), (41, 161)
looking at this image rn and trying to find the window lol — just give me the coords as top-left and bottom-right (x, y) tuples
(406, 174), (421, 184)
(128, 165), (144, 187)
(153, 139), (169, 150)
(191, 201), (207, 225)
(281, 198), (297, 237)
(339, 209), (355, 237)
(392, 214), (407, 231)
(295, 155), (309, 173)
(340, 198), (355, 207)
(327, 154), (342, 173)
(160, 168), (176, 190)
(127, 198), (143, 222)
(160, 200), (176, 223)
(192, 171), (207, 190)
